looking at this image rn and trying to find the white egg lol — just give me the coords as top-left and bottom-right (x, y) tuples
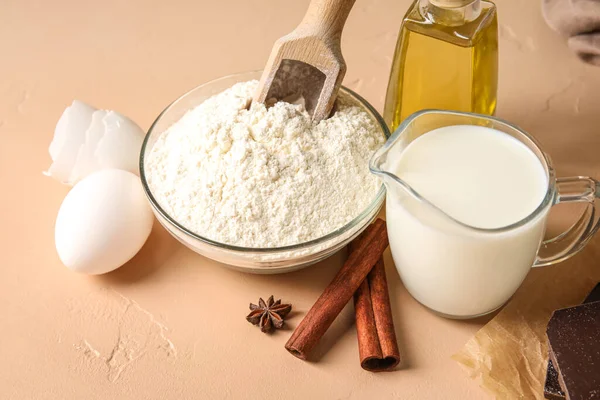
(55, 169), (154, 275)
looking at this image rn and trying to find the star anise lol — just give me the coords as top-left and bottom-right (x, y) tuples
(246, 295), (292, 333)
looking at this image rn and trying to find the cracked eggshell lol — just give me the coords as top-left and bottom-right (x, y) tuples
(46, 102), (146, 186)
(70, 110), (108, 182)
(46, 100), (97, 184)
(55, 169), (154, 275)
(94, 110), (145, 176)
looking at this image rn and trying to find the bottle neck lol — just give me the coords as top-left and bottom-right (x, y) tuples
(420, 0), (482, 26)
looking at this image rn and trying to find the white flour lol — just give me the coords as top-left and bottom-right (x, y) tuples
(146, 81), (384, 248)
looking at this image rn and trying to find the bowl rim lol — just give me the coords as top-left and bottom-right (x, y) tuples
(139, 70), (389, 254)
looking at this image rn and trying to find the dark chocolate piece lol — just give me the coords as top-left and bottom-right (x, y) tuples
(544, 283), (600, 400)
(584, 283), (600, 303)
(547, 300), (600, 400)
(544, 360), (565, 399)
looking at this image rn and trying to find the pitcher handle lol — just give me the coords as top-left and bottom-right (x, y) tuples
(534, 177), (600, 267)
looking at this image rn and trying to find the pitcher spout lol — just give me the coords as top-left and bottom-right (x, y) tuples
(369, 109), (490, 231)
(369, 116), (417, 198)
(369, 142), (400, 187)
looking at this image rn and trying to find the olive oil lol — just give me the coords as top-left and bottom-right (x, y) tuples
(384, 0), (498, 131)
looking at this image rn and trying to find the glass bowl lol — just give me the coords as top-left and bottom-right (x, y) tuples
(140, 71), (389, 274)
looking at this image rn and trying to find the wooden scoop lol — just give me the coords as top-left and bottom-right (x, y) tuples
(254, 0), (356, 123)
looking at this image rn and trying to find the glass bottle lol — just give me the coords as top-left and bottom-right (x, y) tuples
(383, 0), (498, 131)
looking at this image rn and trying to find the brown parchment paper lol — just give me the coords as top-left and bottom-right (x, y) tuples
(452, 241), (600, 399)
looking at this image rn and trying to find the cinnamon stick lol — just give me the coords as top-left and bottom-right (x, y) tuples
(351, 254), (400, 372)
(285, 218), (388, 360)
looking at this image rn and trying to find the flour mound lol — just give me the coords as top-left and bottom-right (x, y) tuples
(146, 80), (384, 248)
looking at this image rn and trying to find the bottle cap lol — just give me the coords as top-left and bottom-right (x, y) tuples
(430, 0), (475, 8)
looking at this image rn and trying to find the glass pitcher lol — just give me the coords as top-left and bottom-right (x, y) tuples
(370, 110), (600, 318)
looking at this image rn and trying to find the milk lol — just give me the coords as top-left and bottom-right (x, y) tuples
(385, 125), (549, 317)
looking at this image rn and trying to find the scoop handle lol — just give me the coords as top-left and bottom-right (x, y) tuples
(296, 0), (356, 43)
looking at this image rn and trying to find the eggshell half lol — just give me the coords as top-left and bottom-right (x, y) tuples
(95, 110), (145, 176)
(46, 102), (146, 186)
(70, 110), (108, 183)
(55, 169), (154, 274)
(46, 100), (96, 183)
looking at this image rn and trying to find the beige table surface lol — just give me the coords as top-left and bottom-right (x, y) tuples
(2, 0), (600, 399)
